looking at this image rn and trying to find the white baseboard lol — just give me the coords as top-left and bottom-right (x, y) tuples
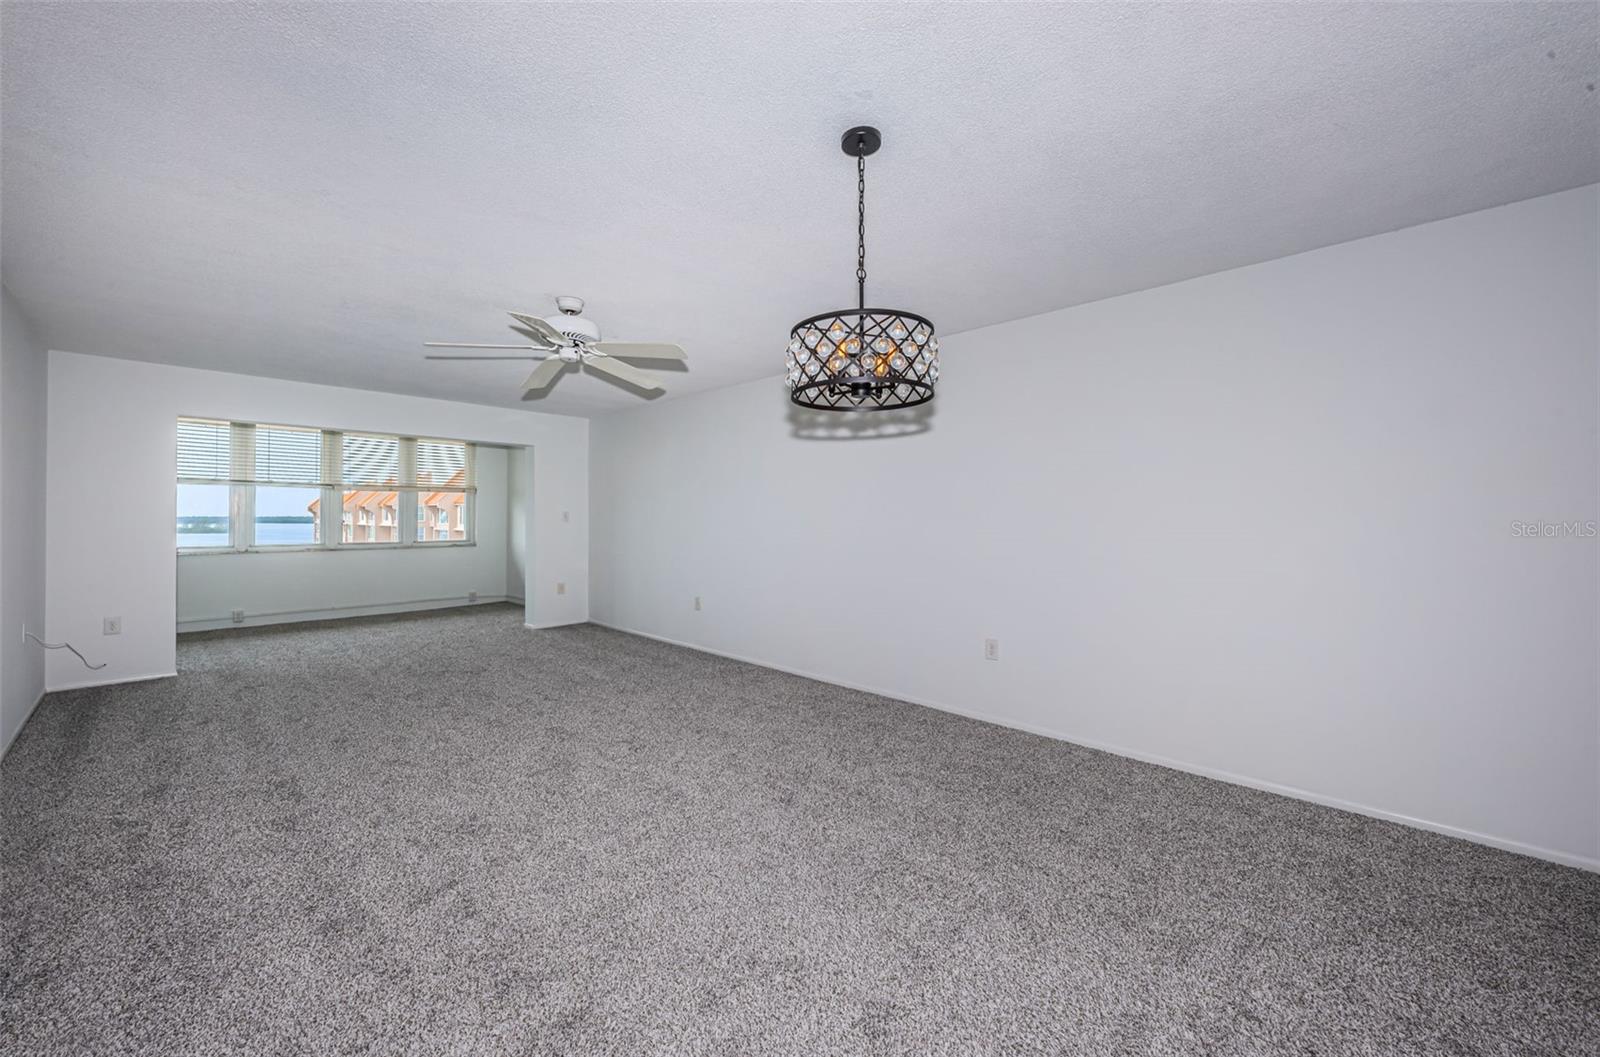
(2, 687), (48, 759)
(178, 595), (512, 633)
(45, 670), (177, 694)
(591, 620), (1600, 874)
(524, 619), (586, 631)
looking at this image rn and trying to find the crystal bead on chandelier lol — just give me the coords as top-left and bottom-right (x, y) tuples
(785, 126), (939, 411)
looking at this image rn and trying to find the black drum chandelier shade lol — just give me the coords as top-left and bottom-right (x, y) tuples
(785, 127), (939, 411)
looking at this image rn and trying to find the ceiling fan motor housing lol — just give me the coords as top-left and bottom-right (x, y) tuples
(547, 315), (601, 344)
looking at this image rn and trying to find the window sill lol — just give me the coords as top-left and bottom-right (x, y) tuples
(179, 542), (477, 556)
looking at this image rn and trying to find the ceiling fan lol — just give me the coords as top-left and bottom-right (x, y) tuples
(424, 296), (686, 395)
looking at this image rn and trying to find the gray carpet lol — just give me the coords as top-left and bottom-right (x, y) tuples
(2, 604), (1595, 1055)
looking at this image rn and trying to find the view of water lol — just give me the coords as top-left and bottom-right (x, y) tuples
(256, 522), (316, 545)
(177, 522), (316, 549)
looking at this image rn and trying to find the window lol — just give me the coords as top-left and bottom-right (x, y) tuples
(415, 439), (472, 544)
(176, 483), (231, 549)
(176, 418), (235, 549)
(256, 487), (321, 546)
(253, 425), (323, 547)
(176, 418), (477, 552)
(416, 438), (467, 489)
(342, 434), (400, 489)
(417, 492), (471, 543)
(343, 490), (399, 543)
(177, 418), (232, 480)
(340, 434), (401, 544)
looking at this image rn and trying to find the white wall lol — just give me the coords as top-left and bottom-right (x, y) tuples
(47, 353), (588, 689)
(176, 446), (513, 631)
(591, 185), (1600, 869)
(1, 287), (50, 753)
(507, 446), (530, 602)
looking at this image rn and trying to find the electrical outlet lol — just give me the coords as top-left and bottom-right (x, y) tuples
(694, 595), (702, 611)
(103, 617), (122, 636)
(231, 609), (245, 624)
(556, 582), (566, 596)
(467, 591), (479, 603)
(984, 638), (999, 661)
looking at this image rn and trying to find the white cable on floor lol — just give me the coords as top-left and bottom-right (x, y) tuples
(24, 631), (107, 671)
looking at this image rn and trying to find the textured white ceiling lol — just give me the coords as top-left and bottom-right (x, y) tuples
(3, 2), (1595, 417)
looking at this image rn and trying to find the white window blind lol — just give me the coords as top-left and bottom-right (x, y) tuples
(177, 418), (232, 482)
(415, 439), (473, 491)
(342, 434), (400, 487)
(254, 425), (324, 486)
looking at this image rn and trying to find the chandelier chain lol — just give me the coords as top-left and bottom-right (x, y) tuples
(856, 153), (867, 312)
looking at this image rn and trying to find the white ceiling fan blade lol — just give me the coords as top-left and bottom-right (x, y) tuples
(506, 312), (571, 347)
(426, 354), (547, 361)
(425, 342), (545, 350)
(507, 325), (560, 349)
(522, 357), (567, 392)
(589, 341), (686, 361)
(584, 353), (664, 392)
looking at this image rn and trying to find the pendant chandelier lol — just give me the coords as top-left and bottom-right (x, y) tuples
(785, 126), (938, 411)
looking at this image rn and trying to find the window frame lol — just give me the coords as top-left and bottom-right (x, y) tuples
(177, 419), (479, 555)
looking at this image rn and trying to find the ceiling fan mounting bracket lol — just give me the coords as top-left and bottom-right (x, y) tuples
(554, 295), (586, 316)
